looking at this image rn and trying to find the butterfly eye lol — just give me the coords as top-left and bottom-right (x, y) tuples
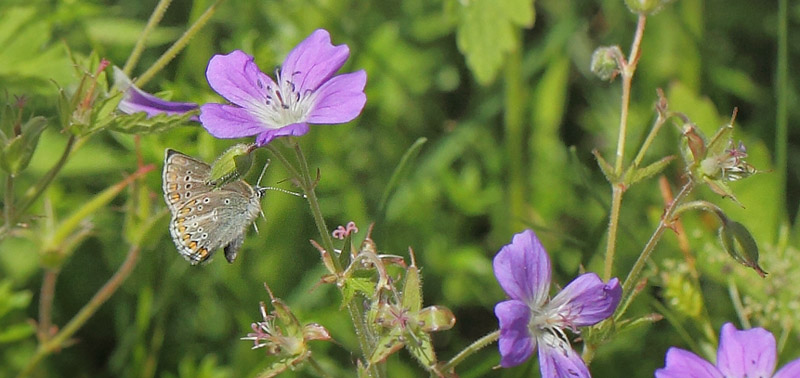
(224, 199), (231, 205)
(203, 198), (210, 203)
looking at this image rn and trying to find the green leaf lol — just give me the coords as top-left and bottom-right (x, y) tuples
(0, 323), (35, 343)
(106, 109), (198, 135)
(624, 155), (675, 186)
(341, 277), (374, 307)
(379, 137), (427, 212)
(456, 0), (535, 84)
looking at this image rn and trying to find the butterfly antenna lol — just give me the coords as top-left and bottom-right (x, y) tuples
(256, 158), (270, 187)
(263, 186), (306, 198)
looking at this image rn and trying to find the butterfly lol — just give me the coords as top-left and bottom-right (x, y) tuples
(162, 149), (266, 265)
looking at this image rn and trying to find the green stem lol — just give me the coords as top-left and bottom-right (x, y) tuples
(306, 356), (332, 378)
(631, 112), (667, 170)
(727, 276), (750, 329)
(603, 13), (647, 281)
(614, 181), (693, 320)
(268, 142), (379, 377)
(4, 174), (13, 229)
(504, 35), (526, 234)
(0, 135), (77, 239)
(776, 0), (788, 224)
(122, 0), (173, 76)
(134, 0), (226, 87)
(37, 269), (59, 342)
(16, 244), (141, 378)
(440, 330), (500, 372)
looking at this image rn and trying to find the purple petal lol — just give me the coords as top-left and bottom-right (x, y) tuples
(206, 50), (273, 109)
(114, 67), (198, 120)
(494, 300), (535, 368)
(537, 333), (590, 378)
(199, 103), (266, 138)
(306, 70), (367, 124)
(281, 29), (350, 93)
(774, 358), (800, 378)
(255, 123), (310, 146)
(655, 347), (723, 378)
(548, 274), (621, 327)
(716, 323), (776, 377)
(493, 229), (551, 306)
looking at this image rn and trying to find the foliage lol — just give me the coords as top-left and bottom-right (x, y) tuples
(0, 0), (798, 377)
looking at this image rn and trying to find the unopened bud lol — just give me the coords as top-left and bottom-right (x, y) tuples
(590, 46), (623, 81)
(209, 143), (255, 187)
(624, 0), (673, 14)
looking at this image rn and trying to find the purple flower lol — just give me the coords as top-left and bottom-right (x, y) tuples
(200, 29), (367, 146)
(493, 229), (622, 377)
(656, 323), (800, 378)
(114, 67), (199, 120)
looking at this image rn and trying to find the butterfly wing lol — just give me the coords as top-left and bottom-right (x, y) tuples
(169, 187), (262, 265)
(162, 149), (216, 213)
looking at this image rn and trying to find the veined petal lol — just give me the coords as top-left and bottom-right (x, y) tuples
(716, 323), (776, 377)
(493, 229), (551, 306)
(537, 333), (590, 378)
(206, 50), (274, 109)
(255, 123), (310, 146)
(281, 29), (350, 92)
(774, 358), (800, 378)
(548, 274), (621, 327)
(200, 103), (265, 138)
(306, 70), (367, 124)
(495, 300), (535, 368)
(114, 67), (198, 120)
(655, 348), (723, 378)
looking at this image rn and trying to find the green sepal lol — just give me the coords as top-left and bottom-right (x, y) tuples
(705, 124), (734, 159)
(105, 105), (197, 135)
(402, 265), (422, 313)
(404, 326), (437, 368)
(0, 116), (47, 175)
(257, 353), (309, 378)
(368, 329), (404, 364)
(719, 218), (765, 277)
(703, 176), (742, 207)
(208, 143), (254, 187)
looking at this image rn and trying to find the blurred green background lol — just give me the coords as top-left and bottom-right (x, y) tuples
(1, 0), (799, 376)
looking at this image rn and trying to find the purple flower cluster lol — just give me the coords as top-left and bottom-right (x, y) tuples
(118, 29), (366, 146)
(656, 323), (800, 378)
(493, 229), (622, 377)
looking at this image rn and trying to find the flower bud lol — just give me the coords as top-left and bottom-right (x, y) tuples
(590, 46), (623, 81)
(624, 0), (673, 15)
(208, 143), (255, 187)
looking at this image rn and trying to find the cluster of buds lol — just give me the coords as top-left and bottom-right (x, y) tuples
(241, 285), (331, 377)
(311, 223), (456, 375)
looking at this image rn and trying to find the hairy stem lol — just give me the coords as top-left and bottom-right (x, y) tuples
(615, 181), (693, 320)
(603, 13), (647, 281)
(4, 174), (13, 229)
(441, 330), (500, 372)
(37, 269), (59, 343)
(122, 0), (173, 76)
(135, 0), (225, 87)
(17, 244), (141, 378)
(776, 0), (788, 224)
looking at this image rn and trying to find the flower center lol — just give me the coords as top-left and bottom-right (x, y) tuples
(254, 69), (316, 128)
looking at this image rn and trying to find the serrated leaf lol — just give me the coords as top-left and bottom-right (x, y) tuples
(456, 0), (535, 84)
(341, 277), (374, 307)
(380, 137), (427, 212)
(106, 110), (197, 135)
(625, 155), (675, 186)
